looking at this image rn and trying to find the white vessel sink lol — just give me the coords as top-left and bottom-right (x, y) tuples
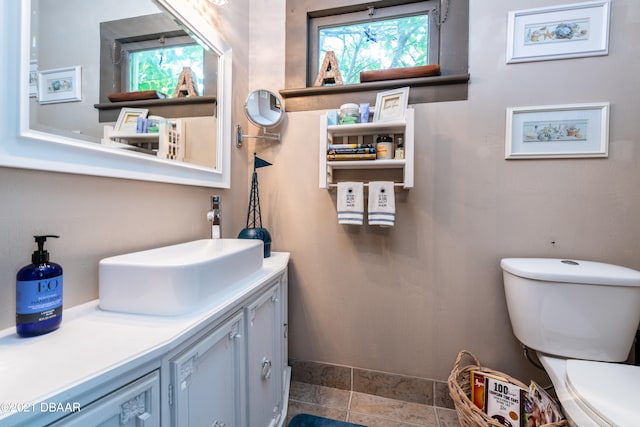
(99, 239), (264, 315)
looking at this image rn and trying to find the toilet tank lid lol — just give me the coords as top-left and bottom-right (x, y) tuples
(500, 258), (640, 287)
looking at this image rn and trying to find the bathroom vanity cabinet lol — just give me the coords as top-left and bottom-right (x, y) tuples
(47, 371), (161, 427)
(169, 311), (246, 427)
(246, 283), (284, 427)
(319, 108), (414, 189)
(0, 253), (290, 427)
(168, 282), (285, 427)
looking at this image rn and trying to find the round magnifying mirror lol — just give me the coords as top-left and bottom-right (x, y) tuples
(244, 89), (284, 128)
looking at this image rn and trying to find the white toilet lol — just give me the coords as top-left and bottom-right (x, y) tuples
(501, 258), (640, 427)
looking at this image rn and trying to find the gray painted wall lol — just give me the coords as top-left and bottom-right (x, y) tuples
(250, 0), (640, 382)
(1, 0), (638, 389)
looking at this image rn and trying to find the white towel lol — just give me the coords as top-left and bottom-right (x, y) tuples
(337, 182), (364, 225)
(368, 181), (396, 227)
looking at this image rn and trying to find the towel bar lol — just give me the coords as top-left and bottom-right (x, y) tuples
(327, 182), (405, 188)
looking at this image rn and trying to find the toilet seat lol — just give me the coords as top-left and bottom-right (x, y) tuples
(537, 353), (640, 427)
(565, 359), (640, 427)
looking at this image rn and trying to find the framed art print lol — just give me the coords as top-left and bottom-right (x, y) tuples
(373, 87), (410, 122)
(506, 1), (610, 63)
(505, 102), (609, 159)
(38, 66), (82, 104)
(114, 108), (149, 134)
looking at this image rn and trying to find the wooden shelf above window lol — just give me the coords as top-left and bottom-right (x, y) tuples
(279, 74), (469, 112)
(94, 96), (217, 122)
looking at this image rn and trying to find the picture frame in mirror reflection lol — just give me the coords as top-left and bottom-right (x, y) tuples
(374, 86), (409, 122)
(114, 108), (149, 134)
(29, 60), (38, 98)
(505, 102), (609, 159)
(37, 66), (82, 104)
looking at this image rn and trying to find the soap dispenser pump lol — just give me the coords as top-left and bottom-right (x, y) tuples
(16, 235), (63, 337)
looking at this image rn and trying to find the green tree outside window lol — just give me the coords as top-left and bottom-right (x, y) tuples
(129, 44), (205, 97)
(319, 15), (428, 84)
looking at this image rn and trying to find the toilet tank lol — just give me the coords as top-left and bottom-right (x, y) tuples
(501, 258), (640, 362)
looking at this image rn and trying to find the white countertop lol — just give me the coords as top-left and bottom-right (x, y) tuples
(0, 252), (289, 424)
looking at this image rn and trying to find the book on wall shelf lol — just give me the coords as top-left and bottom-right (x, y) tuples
(326, 143), (376, 161)
(327, 147), (376, 155)
(327, 143), (375, 150)
(326, 153), (376, 161)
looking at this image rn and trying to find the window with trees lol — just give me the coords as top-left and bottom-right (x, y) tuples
(282, 0), (469, 111)
(310, 2), (435, 85)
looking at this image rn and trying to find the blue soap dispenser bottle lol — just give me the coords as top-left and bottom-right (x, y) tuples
(16, 235), (63, 337)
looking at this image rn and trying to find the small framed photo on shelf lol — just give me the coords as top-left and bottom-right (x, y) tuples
(373, 86), (409, 122)
(506, 0), (610, 63)
(505, 102), (609, 159)
(37, 66), (82, 104)
(114, 108), (149, 134)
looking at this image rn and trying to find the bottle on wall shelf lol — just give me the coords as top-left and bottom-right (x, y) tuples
(16, 235), (63, 338)
(395, 136), (405, 160)
(339, 103), (361, 124)
(376, 135), (393, 159)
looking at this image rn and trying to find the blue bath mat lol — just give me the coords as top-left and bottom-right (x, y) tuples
(288, 414), (366, 427)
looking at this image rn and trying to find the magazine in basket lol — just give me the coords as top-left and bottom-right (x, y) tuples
(471, 370), (526, 427)
(471, 371), (564, 427)
(527, 381), (564, 426)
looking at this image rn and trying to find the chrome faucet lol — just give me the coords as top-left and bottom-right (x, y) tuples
(207, 195), (221, 238)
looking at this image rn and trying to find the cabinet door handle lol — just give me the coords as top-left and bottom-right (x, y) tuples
(228, 321), (242, 340)
(261, 357), (272, 380)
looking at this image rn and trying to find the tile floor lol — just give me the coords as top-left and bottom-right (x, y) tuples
(286, 360), (460, 427)
(287, 381), (460, 427)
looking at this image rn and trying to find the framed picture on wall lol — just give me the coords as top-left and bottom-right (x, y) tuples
(373, 87), (410, 122)
(506, 0), (610, 63)
(505, 102), (610, 159)
(37, 66), (82, 104)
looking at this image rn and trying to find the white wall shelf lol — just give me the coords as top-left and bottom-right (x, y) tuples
(102, 120), (185, 160)
(319, 108), (414, 189)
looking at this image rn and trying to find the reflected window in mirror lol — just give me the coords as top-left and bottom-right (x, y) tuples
(124, 36), (205, 97)
(99, 13), (219, 112)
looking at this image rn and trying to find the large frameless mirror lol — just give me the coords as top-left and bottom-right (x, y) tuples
(5, 0), (231, 187)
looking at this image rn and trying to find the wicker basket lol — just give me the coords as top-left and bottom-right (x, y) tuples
(447, 350), (568, 427)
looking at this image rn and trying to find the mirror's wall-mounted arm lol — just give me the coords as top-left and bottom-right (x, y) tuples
(237, 89), (284, 148)
(236, 124), (280, 147)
